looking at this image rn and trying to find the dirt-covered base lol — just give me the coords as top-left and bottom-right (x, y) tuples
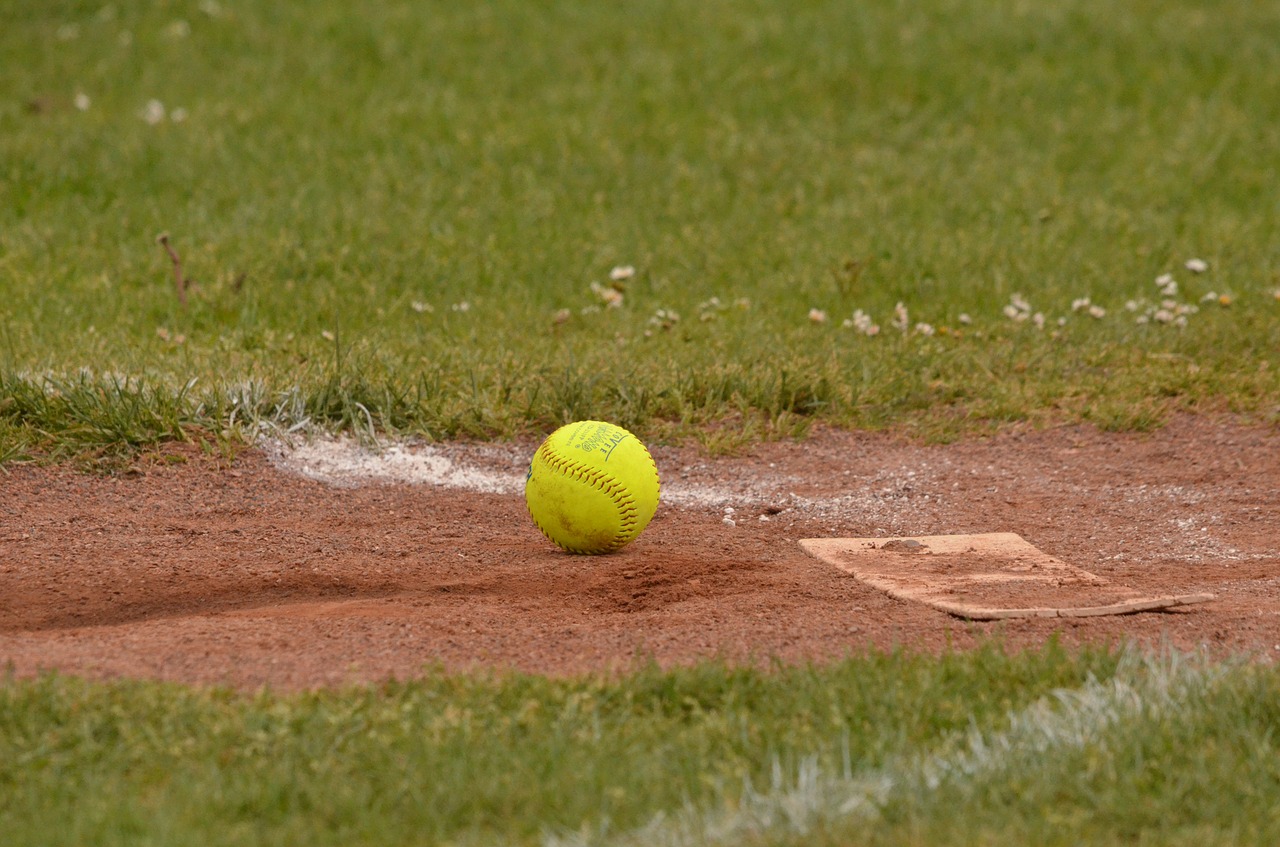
(2, 415), (1278, 690)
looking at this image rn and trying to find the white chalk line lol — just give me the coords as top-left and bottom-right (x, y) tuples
(263, 435), (1268, 563)
(264, 436), (523, 495)
(542, 651), (1220, 847)
(263, 435), (791, 510)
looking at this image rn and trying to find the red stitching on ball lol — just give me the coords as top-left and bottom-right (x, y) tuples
(532, 441), (656, 553)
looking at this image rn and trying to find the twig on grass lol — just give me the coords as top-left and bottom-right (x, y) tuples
(155, 232), (194, 308)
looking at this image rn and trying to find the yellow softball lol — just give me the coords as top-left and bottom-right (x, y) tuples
(525, 420), (661, 554)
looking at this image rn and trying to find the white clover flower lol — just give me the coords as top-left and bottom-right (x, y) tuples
(1032, 312), (1045, 330)
(1200, 291), (1218, 303)
(1185, 258), (1208, 273)
(1156, 273), (1174, 286)
(1125, 299), (1141, 312)
(1057, 316), (1068, 327)
(808, 308), (828, 324)
(1153, 309), (1175, 324)
(648, 308), (680, 330)
(1161, 298), (1178, 311)
(1136, 314), (1150, 325)
(589, 281), (623, 308)
(696, 297), (725, 322)
(891, 301), (910, 332)
(1088, 304), (1106, 319)
(608, 265), (636, 282)
(141, 99), (166, 124)
(914, 322), (935, 336)
(451, 300), (471, 312)
(410, 300), (432, 313)
(734, 297), (751, 310)
(842, 309), (880, 336)
(1003, 294), (1032, 322)
(552, 308), (571, 324)
(74, 92), (91, 111)
(958, 313), (972, 325)
(321, 330), (336, 341)
(1071, 297), (1092, 312)
(1174, 315), (1188, 327)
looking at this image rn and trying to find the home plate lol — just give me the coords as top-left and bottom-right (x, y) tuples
(799, 533), (1214, 620)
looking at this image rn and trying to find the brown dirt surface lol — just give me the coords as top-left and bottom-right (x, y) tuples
(2, 415), (1279, 690)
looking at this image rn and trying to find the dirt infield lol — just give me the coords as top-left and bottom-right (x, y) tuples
(2, 415), (1278, 689)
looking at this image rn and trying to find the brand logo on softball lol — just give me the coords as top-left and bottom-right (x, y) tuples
(570, 422), (630, 462)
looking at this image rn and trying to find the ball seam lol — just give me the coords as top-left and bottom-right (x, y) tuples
(532, 442), (642, 554)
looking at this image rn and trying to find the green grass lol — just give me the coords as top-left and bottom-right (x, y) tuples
(5, 3), (1280, 843)
(3, 0), (1280, 460)
(0, 644), (1107, 846)
(626, 650), (1280, 847)
(5, 646), (1280, 846)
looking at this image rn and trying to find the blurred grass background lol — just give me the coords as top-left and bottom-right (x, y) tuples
(2, 0), (1278, 460)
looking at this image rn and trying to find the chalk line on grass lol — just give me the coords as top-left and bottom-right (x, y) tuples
(543, 651), (1219, 847)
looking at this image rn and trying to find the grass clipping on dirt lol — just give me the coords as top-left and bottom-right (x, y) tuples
(3, 0), (1280, 461)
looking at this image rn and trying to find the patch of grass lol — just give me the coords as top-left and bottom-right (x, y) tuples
(0, 370), (199, 461)
(2, 0), (1279, 461)
(5, 647), (1280, 846)
(759, 652), (1280, 847)
(0, 643), (1118, 847)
